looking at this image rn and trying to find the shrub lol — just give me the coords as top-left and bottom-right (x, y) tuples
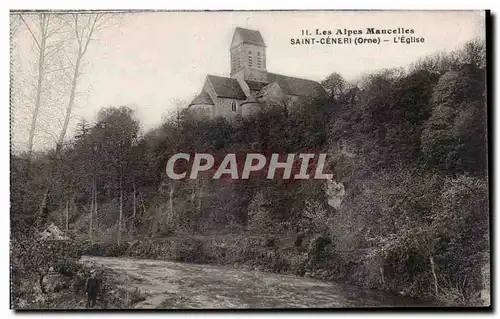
(54, 258), (83, 277)
(169, 237), (205, 263)
(128, 287), (147, 305)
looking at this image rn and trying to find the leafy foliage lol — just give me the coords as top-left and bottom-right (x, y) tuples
(11, 38), (488, 306)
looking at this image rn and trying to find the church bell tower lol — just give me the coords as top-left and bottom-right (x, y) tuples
(230, 27), (268, 82)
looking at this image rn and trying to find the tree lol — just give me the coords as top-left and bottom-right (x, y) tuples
(431, 175), (489, 298)
(321, 72), (346, 100)
(17, 13), (66, 161)
(421, 66), (486, 173)
(13, 13), (118, 228)
(11, 235), (79, 296)
(93, 107), (140, 244)
(56, 13), (114, 152)
(457, 38), (486, 69)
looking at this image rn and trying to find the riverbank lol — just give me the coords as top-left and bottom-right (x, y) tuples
(80, 255), (431, 308)
(80, 234), (440, 305)
(12, 256), (143, 310)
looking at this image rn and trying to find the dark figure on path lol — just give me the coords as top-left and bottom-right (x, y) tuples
(86, 270), (100, 309)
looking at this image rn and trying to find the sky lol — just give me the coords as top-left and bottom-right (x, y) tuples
(11, 10), (485, 152)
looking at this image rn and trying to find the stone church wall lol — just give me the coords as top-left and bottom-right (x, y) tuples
(214, 97), (242, 119)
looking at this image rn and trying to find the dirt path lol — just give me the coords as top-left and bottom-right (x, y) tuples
(81, 256), (430, 309)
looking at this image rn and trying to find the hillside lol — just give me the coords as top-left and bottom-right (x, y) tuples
(11, 38), (489, 308)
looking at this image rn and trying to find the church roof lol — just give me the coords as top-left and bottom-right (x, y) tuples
(245, 80), (268, 92)
(231, 27), (266, 48)
(241, 95), (260, 105)
(207, 75), (247, 100)
(266, 73), (327, 98)
(189, 91), (214, 106)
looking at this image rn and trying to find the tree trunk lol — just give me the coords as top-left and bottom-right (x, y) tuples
(36, 189), (49, 228)
(56, 54), (81, 152)
(379, 266), (385, 286)
(168, 180), (174, 224)
(27, 15), (48, 162)
(94, 177), (98, 231)
(89, 178), (94, 244)
(133, 179), (136, 219)
(117, 177), (123, 245)
(190, 181), (196, 203)
(56, 14), (100, 152)
(430, 256), (439, 296)
(139, 193), (147, 216)
(65, 199), (69, 231)
(139, 192), (148, 231)
(152, 204), (160, 236)
(39, 273), (47, 294)
(132, 179), (137, 233)
(197, 179), (202, 213)
(70, 193), (75, 228)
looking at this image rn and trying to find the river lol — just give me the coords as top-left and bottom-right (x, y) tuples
(81, 256), (432, 309)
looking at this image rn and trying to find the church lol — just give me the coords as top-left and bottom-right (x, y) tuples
(189, 27), (327, 119)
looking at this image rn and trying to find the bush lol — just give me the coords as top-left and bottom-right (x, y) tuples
(128, 287), (147, 305)
(107, 243), (131, 257)
(10, 235), (85, 308)
(83, 243), (109, 256)
(169, 237), (205, 263)
(54, 258), (83, 277)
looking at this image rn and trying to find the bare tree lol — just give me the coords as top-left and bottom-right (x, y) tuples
(19, 13), (117, 227)
(89, 175), (94, 244)
(17, 13), (66, 161)
(118, 176), (123, 245)
(56, 13), (112, 152)
(64, 199), (69, 231)
(94, 176), (98, 233)
(13, 13), (117, 156)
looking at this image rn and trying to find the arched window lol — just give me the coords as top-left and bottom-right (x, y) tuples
(231, 101), (237, 112)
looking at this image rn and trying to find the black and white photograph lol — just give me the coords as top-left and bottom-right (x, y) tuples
(9, 10), (489, 310)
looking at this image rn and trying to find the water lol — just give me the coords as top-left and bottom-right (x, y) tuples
(81, 256), (432, 309)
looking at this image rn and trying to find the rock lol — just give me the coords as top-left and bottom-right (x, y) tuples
(38, 223), (69, 241)
(325, 180), (345, 209)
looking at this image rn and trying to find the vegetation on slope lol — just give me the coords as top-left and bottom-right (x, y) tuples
(11, 39), (488, 307)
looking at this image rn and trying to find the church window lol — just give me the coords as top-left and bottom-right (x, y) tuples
(231, 54), (237, 71)
(257, 51), (262, 68)
(231, 101), (237, 112)
(248, 50), (253, 67)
